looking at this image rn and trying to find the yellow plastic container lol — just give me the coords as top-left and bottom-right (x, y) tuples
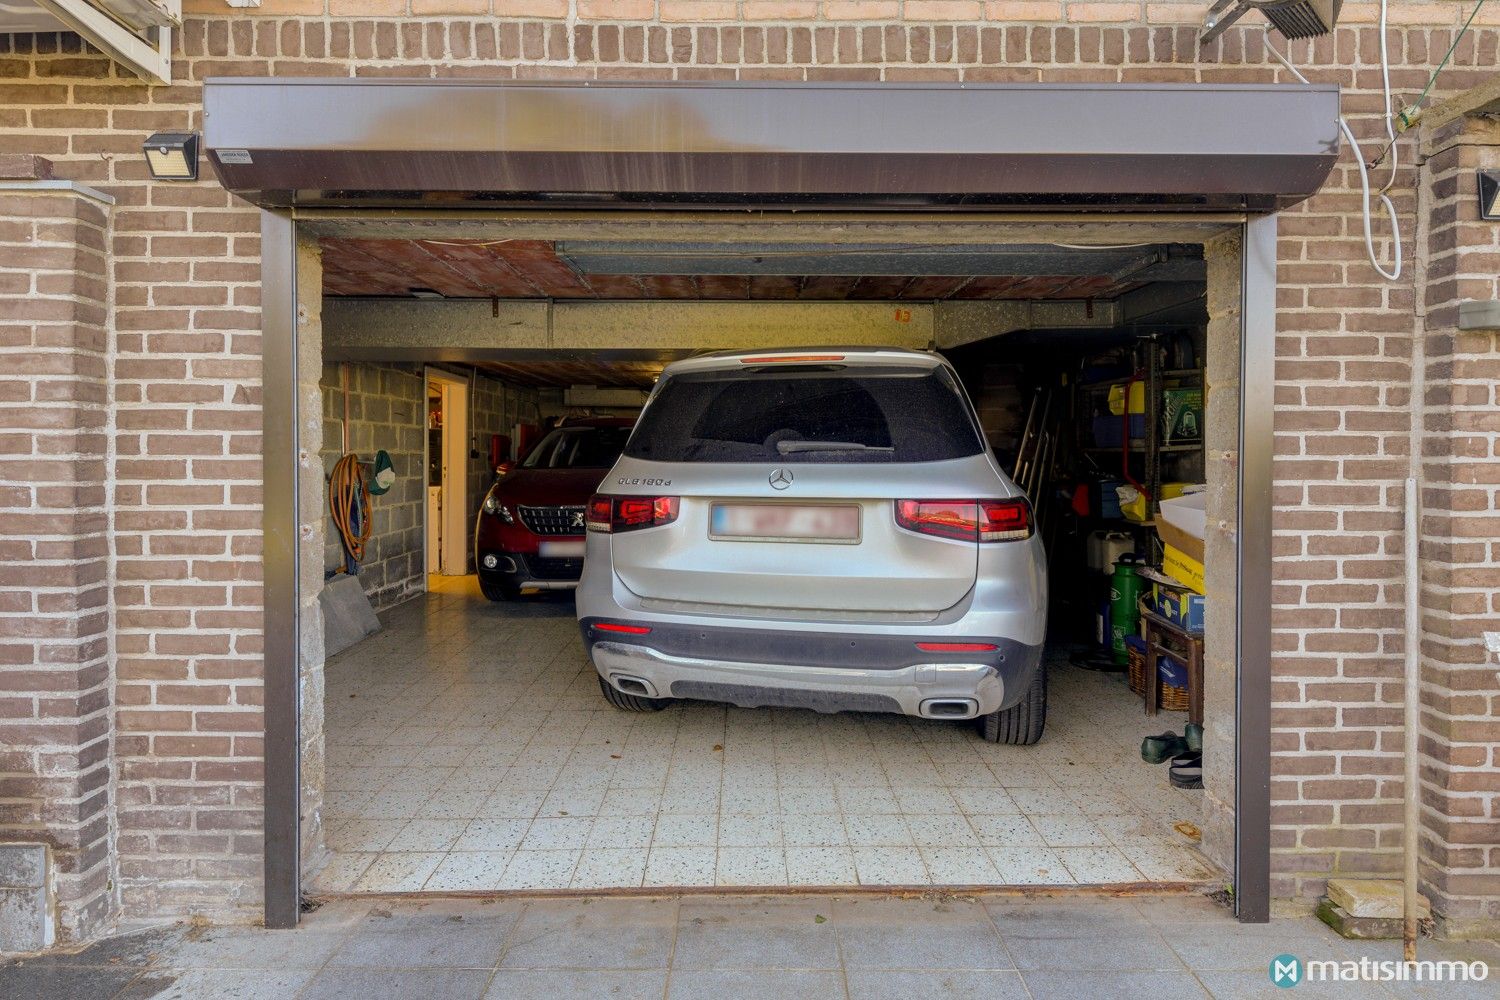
(1119, 482), (1191, 523)
(1107, 381), (1145, 416)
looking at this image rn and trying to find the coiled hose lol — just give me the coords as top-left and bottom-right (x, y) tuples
(329, 453), (371, 571)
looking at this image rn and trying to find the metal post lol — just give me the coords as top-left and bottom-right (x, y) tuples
(1234, 213), (1276, 923)
(1402, 476), (1421, 960)
(260, 210), (302, 929)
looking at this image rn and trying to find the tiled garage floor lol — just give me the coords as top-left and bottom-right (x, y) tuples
(313, 577), (1215, 894)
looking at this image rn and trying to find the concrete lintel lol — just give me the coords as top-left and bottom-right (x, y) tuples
(1457, 299), (1500, 331)
(323, 298), (934, 359)
(0, 179), (115, 206)
(300, 212), (1240, 247)
(1419, 74), (1500, 137)
(932, 299), (1120, 349)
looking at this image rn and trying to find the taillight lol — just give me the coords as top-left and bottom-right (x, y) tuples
(895, 498), (1031, 542)
(915, 641), (1000, 652)
(977, 499), (1032, 542)
(586, 494), (680, 533)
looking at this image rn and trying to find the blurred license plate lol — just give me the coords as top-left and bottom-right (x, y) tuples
(539, 540), (586, 557)
(710, 504), (860, 543)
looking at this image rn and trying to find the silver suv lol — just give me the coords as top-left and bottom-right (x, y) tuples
(576, 348), (1048, 744)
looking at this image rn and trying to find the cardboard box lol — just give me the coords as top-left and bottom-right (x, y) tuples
(1152, 584), (1205, 633)
(1156, 518), (1204, 565)
(1162, 544), (1205, 595)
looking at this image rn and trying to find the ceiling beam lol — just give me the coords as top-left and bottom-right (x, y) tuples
(931, 300), (1121, 349)
(322, 298), (933, 362)
(323, 295), (1146, 360)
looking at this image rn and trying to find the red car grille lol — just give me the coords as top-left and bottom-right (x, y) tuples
(517, 505), (587, 536)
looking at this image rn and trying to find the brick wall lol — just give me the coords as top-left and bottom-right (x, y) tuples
(1414, 113), (1500, 934)
(2, 1), (1497, 933)
(0, 155), (115, 946)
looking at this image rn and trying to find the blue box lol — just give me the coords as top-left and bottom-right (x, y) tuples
(1092, 414), (1147, 448)
(1153, 585), (1205, 634)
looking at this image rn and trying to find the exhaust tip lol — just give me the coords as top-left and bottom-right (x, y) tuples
(920, 698), (978, 719)
(611, 674), (658, 698)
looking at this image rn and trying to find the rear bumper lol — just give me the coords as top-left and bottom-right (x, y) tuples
(581, 619), (1043, 719)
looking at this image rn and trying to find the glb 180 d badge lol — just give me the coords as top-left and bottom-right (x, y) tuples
(615, 477), (672, 487)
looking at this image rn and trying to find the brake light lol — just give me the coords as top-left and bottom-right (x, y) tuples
(739, 354), (845, 363)
(915, 642), (999, 652)
(895, 498), (1032, 542)
(977, 499), (1032, 541)
(594, 622), (652, 635)
(586, 494), (680, 533)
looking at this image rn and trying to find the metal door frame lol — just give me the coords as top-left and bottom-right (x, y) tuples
(259, 210), (1277, 928)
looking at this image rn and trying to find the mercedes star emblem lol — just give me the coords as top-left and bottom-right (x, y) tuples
(769, 468), (794, 490)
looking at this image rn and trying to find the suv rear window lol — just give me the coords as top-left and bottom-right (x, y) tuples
(625, 364), (984, 464)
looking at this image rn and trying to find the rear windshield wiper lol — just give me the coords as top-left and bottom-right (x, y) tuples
(775, 440), (894, 454)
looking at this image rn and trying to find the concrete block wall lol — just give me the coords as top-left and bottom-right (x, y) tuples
(1, 0), (1498, 935)
(319, 362), (541, 606)
(320, 363), (427, 610)
(0, 156), (115, 947)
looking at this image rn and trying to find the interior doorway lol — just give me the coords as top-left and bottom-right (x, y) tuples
(426, 369), (470, 579)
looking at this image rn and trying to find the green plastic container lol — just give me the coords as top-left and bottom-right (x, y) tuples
(1109, 556), (1143, 665)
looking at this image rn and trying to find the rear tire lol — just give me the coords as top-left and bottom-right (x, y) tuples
(597, 675), (672, 712)
(977, 660), (1047, 745)
(480, 578), (521, 602)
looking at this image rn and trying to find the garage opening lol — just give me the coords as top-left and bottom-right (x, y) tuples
(304, 226), (1237, 895)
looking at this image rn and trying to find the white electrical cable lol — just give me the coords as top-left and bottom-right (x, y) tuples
(1053, 243), (1158, 250)
(1264, 3), (1402, 281)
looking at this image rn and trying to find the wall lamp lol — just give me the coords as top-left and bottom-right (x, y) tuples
(143, 132), (199, 181)
(1200, 0), (1340, 46)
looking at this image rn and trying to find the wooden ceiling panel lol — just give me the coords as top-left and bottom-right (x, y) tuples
(746, 275), (802, 299)
(580, 273), (648, 297)
(319, 238), (1149, 302)
(412, 240), (545, 298)
(695, 275), (753, 299)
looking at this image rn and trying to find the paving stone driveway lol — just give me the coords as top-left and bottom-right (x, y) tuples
(4, 891), (1497, 999)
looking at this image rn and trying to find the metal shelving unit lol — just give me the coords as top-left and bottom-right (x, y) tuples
(1074, 336), (1204, 556)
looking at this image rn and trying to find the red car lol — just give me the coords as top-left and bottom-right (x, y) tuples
(474, 416), (635, 601)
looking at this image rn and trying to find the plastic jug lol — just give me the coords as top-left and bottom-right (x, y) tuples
(1087, 530), (1134, 573)
(1109, 556), (1143, 665)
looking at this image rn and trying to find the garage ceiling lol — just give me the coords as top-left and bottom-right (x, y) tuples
(472, 358), (664, 388)
(321, 238), (1201, 302)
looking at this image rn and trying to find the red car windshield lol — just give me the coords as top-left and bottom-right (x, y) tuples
(522, 426), (631, 469)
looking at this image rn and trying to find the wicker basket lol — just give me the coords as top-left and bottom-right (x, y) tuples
(1128, 615), (1191, 711)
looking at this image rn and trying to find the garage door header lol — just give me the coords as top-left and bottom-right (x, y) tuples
(203, 79), (1339, 212)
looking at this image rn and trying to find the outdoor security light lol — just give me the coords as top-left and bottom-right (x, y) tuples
(143, 132), (199, 181)
(1200, 0), (1341, 46)
(1480, 171), (1500, 222)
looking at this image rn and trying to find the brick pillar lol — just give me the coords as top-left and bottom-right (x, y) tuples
(1415, 113), (1500, 937)
(0, 155), (115, 948)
